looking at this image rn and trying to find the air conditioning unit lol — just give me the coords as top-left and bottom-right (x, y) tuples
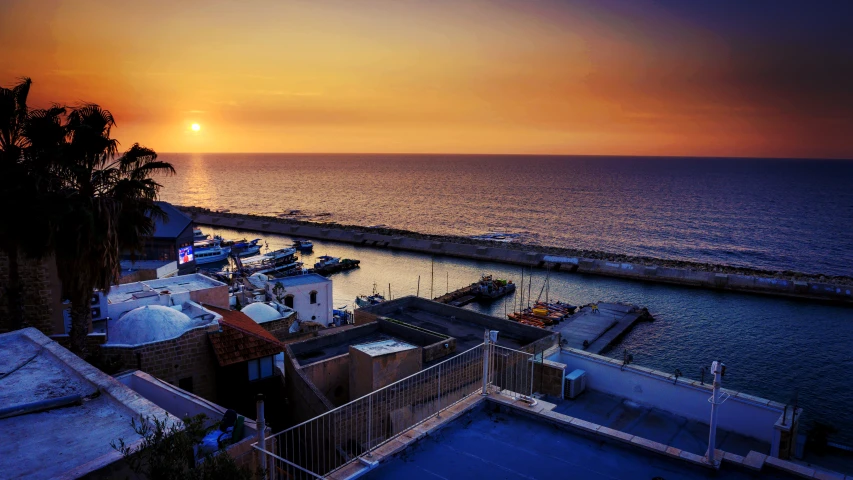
(565, 369), (587, 399)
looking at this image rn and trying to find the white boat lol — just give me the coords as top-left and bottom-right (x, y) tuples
(215, 235), (262, 257)
(236, 248), (302, 276)
(193, 238), (231, 264)
(193, 227), (209, 241)
(293, 239), (314, 252)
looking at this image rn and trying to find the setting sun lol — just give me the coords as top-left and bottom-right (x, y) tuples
(191, 123), (201, 132)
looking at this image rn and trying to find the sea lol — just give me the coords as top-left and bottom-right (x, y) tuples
(158, 154), (853, 447)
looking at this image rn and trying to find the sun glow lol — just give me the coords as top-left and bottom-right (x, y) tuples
(191, 123), (201, 132)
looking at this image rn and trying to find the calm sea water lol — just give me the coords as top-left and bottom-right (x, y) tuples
(158, 154), (853, 447)
(158, 154), (853, 277)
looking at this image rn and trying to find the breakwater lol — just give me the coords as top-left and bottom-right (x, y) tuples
(183, 207), (853, 305)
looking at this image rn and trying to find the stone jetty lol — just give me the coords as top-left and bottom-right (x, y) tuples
(183, 207), (853, 305)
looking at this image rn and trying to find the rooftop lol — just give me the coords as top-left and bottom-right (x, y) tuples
(106, 301), (220, 346)
(361, 402), (798, 480)
(107, 273), (225, 304)
(207, 306), (284, 366)
(270, 273), (331, 287)
(0, 328), (176, 479)
(151, 201), (192, 239)
(351, 339), (417, 357)
(359, 296), (555, 352)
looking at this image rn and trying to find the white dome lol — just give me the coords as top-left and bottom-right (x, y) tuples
(247, 273), (268, 289)
(241, 302), (281, 323)
(109, 305), (200, 345)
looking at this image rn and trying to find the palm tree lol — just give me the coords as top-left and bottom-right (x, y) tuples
(0, 77), (39, 331)
(55, 104), (174, 353)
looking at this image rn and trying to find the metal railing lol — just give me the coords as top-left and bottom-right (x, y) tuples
(488, 344), (535, 401)
(254, 339), (534, 479)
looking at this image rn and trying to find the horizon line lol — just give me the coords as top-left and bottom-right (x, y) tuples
(154, 151), (853, 161)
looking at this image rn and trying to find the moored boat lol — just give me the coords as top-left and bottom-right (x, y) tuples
(193, 227), (209, 241)
(214, 235), (262, 257)
(194, 238), (231, 264)
(312, 256), (360, 275)
(472, 274), (516, 300)
(355, 284), (385, 308)
(293, 239), (314, 252)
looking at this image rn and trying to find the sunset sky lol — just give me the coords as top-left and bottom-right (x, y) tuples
(1, 0), (851, 158)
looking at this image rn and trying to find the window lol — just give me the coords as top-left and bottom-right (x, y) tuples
(309, 291), (318, 304)
(248, 355), (275, 381)
(178, 377), (194, 393)
(284, 295), (294, 309)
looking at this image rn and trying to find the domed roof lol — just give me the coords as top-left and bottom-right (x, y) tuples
(241, 302), (281, 323)
(108, 305), (199, 345)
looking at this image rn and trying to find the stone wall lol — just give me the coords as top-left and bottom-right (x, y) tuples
(260, 317), (295, 339)
(0, 253), (62, 335)
(301, 353), (351, 407)
(532, 358), (567, 397)
(283, 349), (336, 426)
(100, 324), (220, 402)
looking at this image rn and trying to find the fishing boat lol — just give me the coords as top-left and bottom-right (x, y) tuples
(508, 301), (577, 328)
(312, 256), (360, 275)
(355, 284), (385, 308)
(194, 238), (231, 264)
(472, 274), (516, 300)
(292, 239), (314, 252)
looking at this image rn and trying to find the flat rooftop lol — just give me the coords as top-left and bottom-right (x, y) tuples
(549, 390), (769, 457)
(272, 273), (331, 287)
(362, 404), (798, 480)
(293, 329), (408, 366)
(352, 339), (417, 356)
(0, 328), (175, 479)
(360, 296), (555, 352)
(107, 273), (225, 303)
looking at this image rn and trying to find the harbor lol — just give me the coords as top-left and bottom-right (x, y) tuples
(184, 207), (853, 305)
(181, 223), (853, 450)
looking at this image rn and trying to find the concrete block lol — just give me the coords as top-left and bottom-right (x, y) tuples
(722, 451), (745, 465)
(742, 451), (767, 470)
(569, 418), (601, 434)
(666, 446), (682, 457)
(764, 456), (815, 478)
(813, 470), (845, 480)
(630, 436), (668, 453)
(326, 461), (367, 480)
(679, 450), (709, 466)
(598, 426), (633, 443)
(370, 437), (408, 459)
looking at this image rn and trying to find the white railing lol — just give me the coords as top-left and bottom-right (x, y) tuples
(254, 340), (533, 479)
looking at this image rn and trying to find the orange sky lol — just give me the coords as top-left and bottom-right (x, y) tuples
(1, 0), (851, 158)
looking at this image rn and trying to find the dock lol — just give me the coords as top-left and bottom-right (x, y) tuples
(556, 303), (653, 354)
(434, 285), (476, 307)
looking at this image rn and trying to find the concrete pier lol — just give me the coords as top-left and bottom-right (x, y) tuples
(185, 208), (853, 305)
(556, 303), (652, 354)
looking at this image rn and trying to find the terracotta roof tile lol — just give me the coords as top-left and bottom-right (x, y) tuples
(206, 305), (284, 366)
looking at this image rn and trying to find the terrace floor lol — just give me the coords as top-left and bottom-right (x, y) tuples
(546, 390), (770, 458)
(361, 404), (795, 480)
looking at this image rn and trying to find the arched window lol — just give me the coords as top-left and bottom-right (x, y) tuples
(309, 291), (318, 304)
(284, 294), (294, 309)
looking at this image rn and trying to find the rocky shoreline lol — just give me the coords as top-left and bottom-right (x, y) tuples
(180, 206), (853, 288)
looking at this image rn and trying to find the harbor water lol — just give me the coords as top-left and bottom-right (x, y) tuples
(201, 225), (853, 445)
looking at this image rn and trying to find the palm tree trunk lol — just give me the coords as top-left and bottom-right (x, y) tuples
(68, 289), (92, 355)
(2, 245), (24, 330)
